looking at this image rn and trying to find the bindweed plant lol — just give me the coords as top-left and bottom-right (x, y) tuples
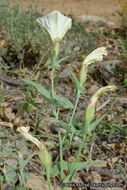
(18, 10), (117, 190)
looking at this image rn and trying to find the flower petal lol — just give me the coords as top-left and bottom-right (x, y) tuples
(83, 47), (108, 66)
(84, 85), (117, 125)
(36, 10), (72, 43)
(17, 126), (41, 148)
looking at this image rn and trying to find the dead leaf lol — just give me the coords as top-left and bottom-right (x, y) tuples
(88, 84), (99, 94)
(1, 102), (9, 108)
(0, 38), (8, 47)
(13, 117), (21, 127)
(91, 171), (102, 182)
(107, 143), (116, 151)
(26, 173), (61, 190)
(3, 107), (15, 122)
(35, 96), (43, 104)
(67, 155), (75, 163)
(0, 121), (13, 128)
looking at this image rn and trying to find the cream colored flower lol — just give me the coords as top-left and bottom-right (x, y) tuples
(36, 10), (72, 44)
(17, 126), (51, 167)
(79, 47), (108, 85)
(83, 47), (108, 66)
(84, 85), (117, 125)
(17, 126), (42, 148)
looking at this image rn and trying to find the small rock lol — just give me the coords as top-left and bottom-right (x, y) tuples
(26, 173), (61, 190)
(101, 60), (120, 73)
(58, 67), (71, 81)
(77, 14), (115, 27)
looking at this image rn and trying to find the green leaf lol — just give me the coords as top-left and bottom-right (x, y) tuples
(51, 120), (71, 133)
(25, 96), (40, 109)
(63, 160), (105, 183)
(70, 72), (84, 93)
(19, 88), (36, 98)
(22, 79), (51, 100)
(72, 117), (79, 130)
(82, 115), (104, 136)
(22, 79), (73, 108)
(57, 56), (69, 64)
(53, 94), (73, 108)
(51, 160), (104, 177)
(19, 102), (30, 113)
(117, 164), (127, 179)
(0, 175), (4, 181)
(72, 160), (104, 171)
(22, 172), (32, 179)
(53, 61), (60, 68)
(51, 119), (77, 134)
(51, 160), (69, 176)
(22, 152), (35, 168)
(5, 165), (16, 172)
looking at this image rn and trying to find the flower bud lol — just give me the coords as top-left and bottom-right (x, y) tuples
(39, 143), (52, 168)
(84, 86), (117, 126)
(79, 47), (108, 85)
(79, 64), (87, 85)
(17, 126), (51, 168)
(83, 47), (108, 66)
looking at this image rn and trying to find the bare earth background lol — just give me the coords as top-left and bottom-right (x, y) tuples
(10, 0), (126, 27)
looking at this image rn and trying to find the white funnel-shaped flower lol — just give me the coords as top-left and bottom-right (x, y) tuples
(36, 10), (72, 45)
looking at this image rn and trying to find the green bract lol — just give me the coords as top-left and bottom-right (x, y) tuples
(36, 10), (72, 45)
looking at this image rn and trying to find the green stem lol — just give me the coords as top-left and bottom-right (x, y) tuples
(75, 133), (87, 161)
(63, 133), (87, 184)
(20, 170), (26, 188)
(51, 43), (59, 98)
(51, 50), (56, 98)
(69, 91), (80, 125)
(72, 133), (87, 170)
(58, 127), (64, 182)
(69, 91), (80, 145)
(51, 66), (55, 98)
(46, 166), (51, 190)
